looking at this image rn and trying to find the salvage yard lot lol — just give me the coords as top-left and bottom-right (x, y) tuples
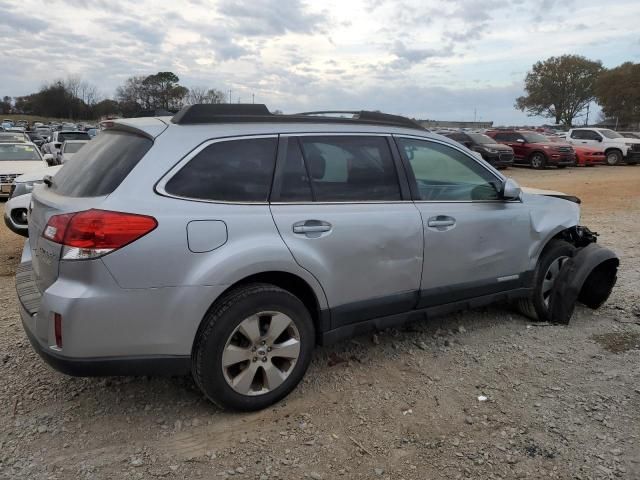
(1, 166), (639, 480)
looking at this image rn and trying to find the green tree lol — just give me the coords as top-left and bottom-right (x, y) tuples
(0, 96), (11, 114)
(516, 55), (603, 126)
(595, 62), (640, 126)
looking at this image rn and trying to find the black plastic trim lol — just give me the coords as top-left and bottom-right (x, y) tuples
(320, 287), (531, 345)
(331, 291), (419, 329)
(23, 324), (191, 377)
(417, 272), (532, 308)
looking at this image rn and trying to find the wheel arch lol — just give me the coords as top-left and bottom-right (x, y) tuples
(194, 270), (329, 349)
(530, 225), (597, 270)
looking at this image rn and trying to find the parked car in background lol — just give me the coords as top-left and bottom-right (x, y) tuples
(443, 131), (514, 168)
(0, 142), (47, 197)
(546, 136), (604, 167)
(41, 130), (91, 156)
(16, 105), (618, 411)
(618, 131), (640, 140)
(4, 165), (62, 236)
(486, 130), (575, 169)
(56, 139), (89, 163)
(35, 126), (52, 140)
(566, 128), (640, 166)
(26, 132), (47, 148)
(86, 128), (98, 138)
(0, 131), (29, 143)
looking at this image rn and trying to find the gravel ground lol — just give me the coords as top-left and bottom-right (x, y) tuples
(1, 166), (639, 480)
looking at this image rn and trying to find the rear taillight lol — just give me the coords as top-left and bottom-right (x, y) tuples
(42, 209), (157, 260)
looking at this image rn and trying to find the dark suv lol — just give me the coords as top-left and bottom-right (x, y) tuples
(487, 130), (575, 169)
(444, 132), (514, 169)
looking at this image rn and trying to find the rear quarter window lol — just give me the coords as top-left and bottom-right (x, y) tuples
(51, 130), (152, 197)
(164, 137), (278, 202)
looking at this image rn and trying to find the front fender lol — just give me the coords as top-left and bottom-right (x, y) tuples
(549, 243), (619, 324)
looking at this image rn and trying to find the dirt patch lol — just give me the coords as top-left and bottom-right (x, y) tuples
(592, 331), (640, 353)
(1, 166), (639, 479)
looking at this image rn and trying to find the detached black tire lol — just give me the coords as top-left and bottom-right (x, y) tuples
(192, 283), (314, 411)
(517, 240), (575, 322)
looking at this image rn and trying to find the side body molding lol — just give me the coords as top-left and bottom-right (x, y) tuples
(550, 243), (619, 324)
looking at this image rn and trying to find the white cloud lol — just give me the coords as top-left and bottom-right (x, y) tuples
(0, 0), (638, 124)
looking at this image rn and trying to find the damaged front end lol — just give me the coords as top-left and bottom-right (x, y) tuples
(550, 227), (619, 324)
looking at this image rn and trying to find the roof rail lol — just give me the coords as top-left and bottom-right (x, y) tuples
(171, 104), (427, 131)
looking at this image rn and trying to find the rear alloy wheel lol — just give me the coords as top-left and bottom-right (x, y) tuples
(530, 152), (546, 169)
(517, 240), (575, 322)
(606, 150), (622, 166)
(192, 284), (314, 411)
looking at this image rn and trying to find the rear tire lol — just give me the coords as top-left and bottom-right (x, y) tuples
(530, 152), (546, 169)
(605, 150), (622, 166)
(192, 283), (315, 411)
(517, 240), (575, 322)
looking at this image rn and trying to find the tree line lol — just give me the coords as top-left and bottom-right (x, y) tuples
(516, 56), (639, 127)
(1, 72), (226, 120)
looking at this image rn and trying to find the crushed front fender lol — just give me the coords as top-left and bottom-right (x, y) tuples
(549, 243), (619, 324)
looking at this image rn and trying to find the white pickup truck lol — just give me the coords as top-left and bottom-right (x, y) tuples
(566, 128), (640, 165)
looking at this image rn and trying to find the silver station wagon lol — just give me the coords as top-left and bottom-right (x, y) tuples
(16, 105), (618, 410)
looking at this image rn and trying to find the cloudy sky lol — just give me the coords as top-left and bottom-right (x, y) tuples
(1, 0), (639, 124)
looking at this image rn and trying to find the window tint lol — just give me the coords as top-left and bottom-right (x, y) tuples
(165, 137), (277, 202)
(52, 130), (152, 197)
(297, 136), (401, 201)
(397, 138), (500, 201)
(493, 132), (511, 141)
(279, 138), (313, 202)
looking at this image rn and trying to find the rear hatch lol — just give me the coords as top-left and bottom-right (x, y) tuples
(28, 128), (154, 293)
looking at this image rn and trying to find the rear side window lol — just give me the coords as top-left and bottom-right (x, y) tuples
(297, 136), (401, 202)
(51, 130), (152, 197)
(165, 137), (277, 202)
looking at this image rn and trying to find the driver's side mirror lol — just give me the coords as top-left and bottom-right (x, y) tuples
(43, 153), (56, 166)
(596, 137), (602, 142)
(501, 178), (521, 200)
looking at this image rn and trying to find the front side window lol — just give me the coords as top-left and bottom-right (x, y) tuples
(165, 137), (277, 202)
(296, 136), (401, 202)
(396, 138), (501, 201)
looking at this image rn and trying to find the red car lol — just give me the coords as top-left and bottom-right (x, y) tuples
(546, 137), (604, 166)
(573, 145), (605, 166)
(486, 130), (575, 169)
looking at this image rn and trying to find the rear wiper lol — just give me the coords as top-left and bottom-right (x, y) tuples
(43, 175), (53, 188)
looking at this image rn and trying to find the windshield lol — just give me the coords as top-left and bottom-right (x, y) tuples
(468, 133), (496, 145)
(64, 142), (86, 153)
(0, 144), (42, 161)
(598, 129), (623, 139)
(58, 132), (90, 142)
(521, 132), (549, 143)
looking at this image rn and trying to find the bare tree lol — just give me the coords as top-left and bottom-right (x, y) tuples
(184, 86), (226, 105)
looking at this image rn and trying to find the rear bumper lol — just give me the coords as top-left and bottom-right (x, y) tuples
(16, 241), (226, 376)
(21, 310), (190, 376)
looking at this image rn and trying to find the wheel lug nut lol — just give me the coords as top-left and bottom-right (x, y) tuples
(261, 340), (266, 345)
(267, 347), (272, 352)
(261, 357), (267, 362)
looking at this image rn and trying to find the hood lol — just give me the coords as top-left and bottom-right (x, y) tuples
(613, 137), (640, 144)
(15, 165), (62, 183)
(522, 186), (581, 204)
(0, 160), (48, 176)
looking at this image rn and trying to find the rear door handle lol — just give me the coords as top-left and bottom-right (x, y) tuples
(293, 220), (332, 234)
(427, 216), (456, 229)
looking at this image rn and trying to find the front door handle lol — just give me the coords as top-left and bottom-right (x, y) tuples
(293, 220), (332, 234)
(427, 215), (456, 229)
